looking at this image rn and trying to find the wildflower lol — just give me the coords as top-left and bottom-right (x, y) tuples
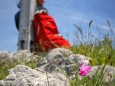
(78, 63), (91, 76)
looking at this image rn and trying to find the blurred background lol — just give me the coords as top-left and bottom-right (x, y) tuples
(0, 0), (115, 52)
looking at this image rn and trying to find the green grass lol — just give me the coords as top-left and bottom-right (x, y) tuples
(69, 20), (115, 86)
(71, 44), (115, 66)
(72, 20), (115, 66)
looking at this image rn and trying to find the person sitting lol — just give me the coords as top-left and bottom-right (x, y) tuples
(33, 0), (71, 51)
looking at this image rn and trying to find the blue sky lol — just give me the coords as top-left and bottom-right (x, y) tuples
(0, 0), (115, 52)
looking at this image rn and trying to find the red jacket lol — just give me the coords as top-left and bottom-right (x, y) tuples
(33, 13), (71, 51)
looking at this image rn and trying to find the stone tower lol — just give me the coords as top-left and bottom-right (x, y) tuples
(18, 0), (36, 52)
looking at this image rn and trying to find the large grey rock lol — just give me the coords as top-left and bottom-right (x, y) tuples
(37, 48), (115, 82)
(0, 65), (69, 86)
(37, 48), (90, 79)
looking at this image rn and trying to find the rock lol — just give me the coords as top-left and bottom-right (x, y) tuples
(1, 48), (115, 85)
(46, 48), (73, 62)
(0, 80), (4, 86)
(0, 51), (10, 63)
(0, 65), (69, 86)
(37, 48), (90, 79)
(0, 50), (38, 63)
(88, 65), (115, 82)
(68, 54), (90, 66)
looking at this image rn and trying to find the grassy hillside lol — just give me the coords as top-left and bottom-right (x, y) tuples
(0, 20), (115, 85)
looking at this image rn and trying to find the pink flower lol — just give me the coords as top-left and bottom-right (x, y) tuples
(78, 63), (91, 76)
